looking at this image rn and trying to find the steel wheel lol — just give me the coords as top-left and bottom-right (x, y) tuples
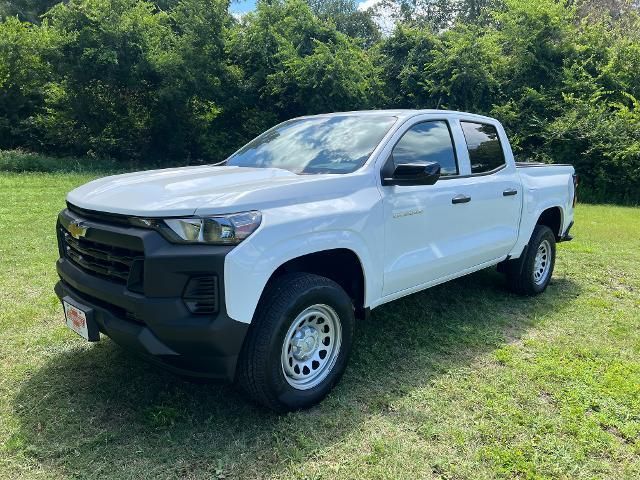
(281, 304), (342, 390)
(533, 239), (551, 285)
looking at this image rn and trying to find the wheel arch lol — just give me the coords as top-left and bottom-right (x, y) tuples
(536, 206), (563, 239)
(260, 248), (367, 318)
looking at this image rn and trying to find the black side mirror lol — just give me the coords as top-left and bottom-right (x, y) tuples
(382, 161), (441, 186)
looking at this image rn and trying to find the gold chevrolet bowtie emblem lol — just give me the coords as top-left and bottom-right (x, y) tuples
(67, 220), (88, 239)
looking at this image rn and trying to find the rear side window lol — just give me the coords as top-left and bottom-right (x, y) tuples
(460, 122), (506, 174)
(392, 121), (458, 176)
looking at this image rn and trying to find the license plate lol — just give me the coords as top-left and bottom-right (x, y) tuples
(63, 301), (90, 340)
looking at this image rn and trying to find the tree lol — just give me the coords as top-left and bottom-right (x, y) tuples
(229, 0), (382, 123)
(307, 0), (381, 47)
(161, 0), (235, 160)
(377, 22), (499, 111)
(0, 0), (65, 23)
(0, 17), (55, 149)
(374, 0), (503, 30)
(36, 0), (175, 159)
(376, 25), (440, 107)
(571, 0), (639, 21)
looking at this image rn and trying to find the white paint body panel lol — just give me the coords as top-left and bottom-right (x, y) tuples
(376, 115), (523, 296)
(66, 110), (575, 324)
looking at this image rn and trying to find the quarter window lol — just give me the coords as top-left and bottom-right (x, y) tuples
(460, 121), (506, 174)
(392, 121), (458, 176)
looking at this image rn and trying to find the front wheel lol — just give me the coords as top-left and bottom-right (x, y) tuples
(236, 273), (355, 412)
(506, 225), (556, 295)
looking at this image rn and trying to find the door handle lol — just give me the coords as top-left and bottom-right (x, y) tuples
(503, 188), (518, 196)
(452, 194), (471, 204)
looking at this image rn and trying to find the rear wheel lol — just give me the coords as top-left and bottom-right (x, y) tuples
(506, 225), (556, 295)
(236, 273), (355, 412)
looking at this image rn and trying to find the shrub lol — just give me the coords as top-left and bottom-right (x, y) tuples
(544, 94), (640, 204)
(0, 0), (638, 203)
(0, 18), (55, 150)
(36, 0), (177, 160)
(0, 149), (120, 173)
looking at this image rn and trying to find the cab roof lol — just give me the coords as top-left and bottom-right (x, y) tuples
(296, 109), (497, 123)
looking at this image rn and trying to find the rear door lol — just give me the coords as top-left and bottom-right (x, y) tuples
(453, 119), (522, 264)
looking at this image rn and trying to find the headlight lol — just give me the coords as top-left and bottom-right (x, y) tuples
(132, 211), (262, 245)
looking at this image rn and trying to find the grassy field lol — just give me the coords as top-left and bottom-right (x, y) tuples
(0, 172), (639, 479)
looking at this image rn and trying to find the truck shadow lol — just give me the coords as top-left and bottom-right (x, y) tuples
(12, 269), (581, 479)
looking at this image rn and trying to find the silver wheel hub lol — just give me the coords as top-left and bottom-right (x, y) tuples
(291, 326), (319, 360)
(281, 304), (342, 390)
(533, 239), (551, 285)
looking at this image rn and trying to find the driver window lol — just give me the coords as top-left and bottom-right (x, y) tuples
(393, 120), (458, 177)
(392, 121), (458, 176)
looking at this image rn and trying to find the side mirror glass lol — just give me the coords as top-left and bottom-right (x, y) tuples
(382, 161), (441, 186)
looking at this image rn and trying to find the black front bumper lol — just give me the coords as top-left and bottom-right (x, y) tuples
(54, 207), (249, 381)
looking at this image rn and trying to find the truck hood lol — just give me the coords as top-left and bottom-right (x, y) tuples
(67, 165), (362, 217)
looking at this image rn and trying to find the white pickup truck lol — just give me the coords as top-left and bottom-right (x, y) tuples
(55, 110), (577, 411)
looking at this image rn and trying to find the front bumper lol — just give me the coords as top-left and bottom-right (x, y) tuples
(54, 207), (249, 381)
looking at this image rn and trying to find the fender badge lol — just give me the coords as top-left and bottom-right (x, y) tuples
(393, 208), (424, 219)
(67, 220), (88, 239)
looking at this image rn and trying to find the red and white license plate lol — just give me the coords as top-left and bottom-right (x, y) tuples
(63, 301), (90, 340)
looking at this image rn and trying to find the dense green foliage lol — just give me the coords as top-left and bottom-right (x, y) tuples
(0, 0), (639, 202)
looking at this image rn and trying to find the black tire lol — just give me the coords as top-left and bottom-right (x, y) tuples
(236, 273), (355, 412)
(506, 225), (556, 295)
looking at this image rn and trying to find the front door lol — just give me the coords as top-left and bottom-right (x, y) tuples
(381, 119), (481, 296)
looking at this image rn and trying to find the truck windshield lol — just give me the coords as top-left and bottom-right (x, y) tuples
(226, 115), (397, 174)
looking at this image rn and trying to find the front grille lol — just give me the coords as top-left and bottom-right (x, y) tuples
(60, 228), (144, 287)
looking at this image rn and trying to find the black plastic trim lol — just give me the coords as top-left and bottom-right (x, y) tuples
(558, 220), (574, 243)
(436, 163), (507, 180)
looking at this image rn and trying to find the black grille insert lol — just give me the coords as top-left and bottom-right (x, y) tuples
(60, 228), (143, 286)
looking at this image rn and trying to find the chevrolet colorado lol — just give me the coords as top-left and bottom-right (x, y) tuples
(55, 110), (577, 411)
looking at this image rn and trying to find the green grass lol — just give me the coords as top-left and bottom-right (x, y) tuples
(1, 172), (639, 479)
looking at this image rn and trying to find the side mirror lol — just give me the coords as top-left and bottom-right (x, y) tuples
(382, 161), (441, 186)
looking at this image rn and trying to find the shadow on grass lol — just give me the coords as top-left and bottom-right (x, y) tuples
(12, 269), (581, 478)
